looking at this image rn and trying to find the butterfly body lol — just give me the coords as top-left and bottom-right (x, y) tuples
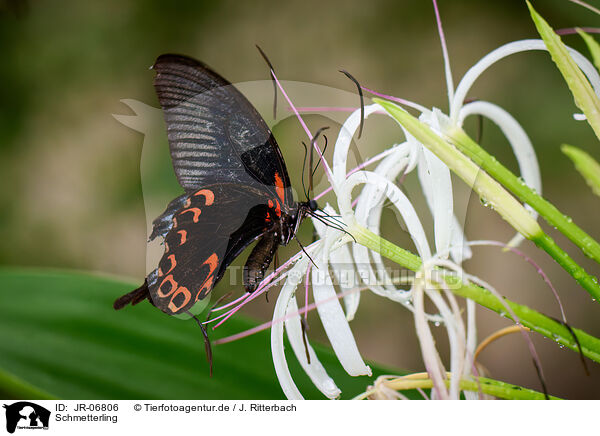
(114, 54), (316, 317)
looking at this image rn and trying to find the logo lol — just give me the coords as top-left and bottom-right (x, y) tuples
(3, 402), (50, 434)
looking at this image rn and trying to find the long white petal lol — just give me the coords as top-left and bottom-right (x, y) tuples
(416, 145), (453, 259)
(271, 257), (310, 399)
(284, 295), (341, 399)
(412, 277), (449, 399)
(450, 39), (600, 123)
(459, 100), (541, 247)
(329, 242), (361, 320)
(311, 258), (371, 377)
(317, 204), (362, 320)
(332, 104), (386, 188)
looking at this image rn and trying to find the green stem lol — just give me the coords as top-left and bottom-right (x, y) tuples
(449, 127), (600, 265)
(457, 377), (560, 400)
(450, 275), (600, 363)
(374, 376), (561, 400)
(374, 98), (600, 301)
(532, 233), (600, 302)
(352, 225), (600, 364)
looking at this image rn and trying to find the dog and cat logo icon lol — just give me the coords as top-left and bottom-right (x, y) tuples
(3, 402), (50, 433)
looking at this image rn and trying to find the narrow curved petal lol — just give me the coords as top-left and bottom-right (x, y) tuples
(285, 296), (341, 399)
(459, 100), (541, 247)
(412, 277), (449, 399)
(450, 39), (600, 123)
(271, 257), (310, 399)
(416, 145), (453, 258)
(332, 104), (387, 188)
(318, 205), (362, 320)
(311, 258), (371, 377)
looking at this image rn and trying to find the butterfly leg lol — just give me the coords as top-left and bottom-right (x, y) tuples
(186, 311), (213, 377)
(243, 230), (279, 293)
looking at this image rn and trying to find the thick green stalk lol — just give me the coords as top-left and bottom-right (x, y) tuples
(377, 376), (561, 400)
(449, 274), (600, 363)
(374, 98), (600, 301)
(449, 127), (600, 265)
(352, 225), (600, 364)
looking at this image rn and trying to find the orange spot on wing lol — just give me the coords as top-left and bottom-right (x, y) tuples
(179, 207), (202, 223)
(164, 254), (176, 274)
(196, 275), (215, 301)
(177, 230), (187, 245)
(275, 201), (282, 217)
(168, 286), (191, 312)
(194, 189), (215, 206)
(204, 253), (219, 275)
(184, 198), (191, 208)
(158, 274), (178, 297)
(274, 172), (285, 203)
(195, 253), (219, 300)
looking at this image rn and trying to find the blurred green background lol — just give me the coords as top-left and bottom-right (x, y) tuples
(0, 0), (599, 399)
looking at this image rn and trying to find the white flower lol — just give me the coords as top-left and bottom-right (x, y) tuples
(262, 25), (600, 399)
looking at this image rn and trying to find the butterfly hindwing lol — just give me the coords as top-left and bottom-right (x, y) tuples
(152, 54), (293, 208)
(148, 183), (273, 315)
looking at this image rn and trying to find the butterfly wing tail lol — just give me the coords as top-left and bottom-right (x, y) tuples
(113, 280), (155, 310)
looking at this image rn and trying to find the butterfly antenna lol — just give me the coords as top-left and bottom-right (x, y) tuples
(308, 126), (330, 197)
(308, 211), (356, 243)
(256, 45), (278, 120)
(313, 208), (346, 227)
(301, 141), (310, 200)
(311, 135), (328, 182)
(311, 208), (349, 231)
(186, 310), (214, 377)
(339, 69), (365, 138)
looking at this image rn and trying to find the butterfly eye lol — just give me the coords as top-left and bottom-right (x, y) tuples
(309, 199), (318, 211)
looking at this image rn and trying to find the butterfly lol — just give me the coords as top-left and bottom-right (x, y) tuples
(114, 54), (319, 320)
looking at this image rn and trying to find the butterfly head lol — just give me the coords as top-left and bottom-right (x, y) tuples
(277, 199), (317, 245)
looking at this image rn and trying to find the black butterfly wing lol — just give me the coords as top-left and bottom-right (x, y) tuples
(153, 54), (294, 209)
(148, 183), (272, 315)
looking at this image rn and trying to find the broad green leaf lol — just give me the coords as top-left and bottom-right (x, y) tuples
(527, 2), (600, 141)
(562, 144), (600, 197)
(578, 29), (600, 72)
(0, 268), (418, 400)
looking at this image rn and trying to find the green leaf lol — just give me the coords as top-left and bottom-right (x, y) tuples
(527, 1), (600, 141)
(577, 29), (600, 72)
(0, 268), (420, 400)
(562, 144), (600, 197)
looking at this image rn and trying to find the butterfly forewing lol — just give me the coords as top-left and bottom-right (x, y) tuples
(153, 54), (294, 209)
